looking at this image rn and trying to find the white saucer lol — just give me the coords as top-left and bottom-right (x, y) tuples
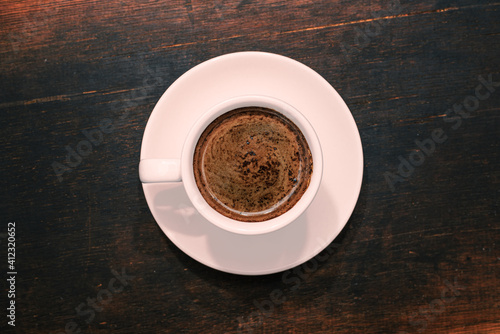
(140, 52), (363, 275)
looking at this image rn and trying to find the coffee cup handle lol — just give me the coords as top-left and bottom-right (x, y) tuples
(139, 159), (182, 183)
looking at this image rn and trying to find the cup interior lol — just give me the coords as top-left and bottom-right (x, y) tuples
(181, 95), (323, 235)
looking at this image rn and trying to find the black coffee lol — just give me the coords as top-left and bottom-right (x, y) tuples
(193, 107), (313, 222)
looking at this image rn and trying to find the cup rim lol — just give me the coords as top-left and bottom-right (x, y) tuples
(181, 95), (323, 235)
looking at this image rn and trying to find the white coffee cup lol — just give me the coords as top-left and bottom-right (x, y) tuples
(139, 95), (323, 235)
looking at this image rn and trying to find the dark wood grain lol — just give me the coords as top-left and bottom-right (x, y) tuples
(1, 0), (499, 333)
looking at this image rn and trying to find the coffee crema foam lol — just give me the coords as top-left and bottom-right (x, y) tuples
(193, 107), (313, 222)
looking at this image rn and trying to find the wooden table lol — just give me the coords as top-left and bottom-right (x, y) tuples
(1, 0), (499, 333)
